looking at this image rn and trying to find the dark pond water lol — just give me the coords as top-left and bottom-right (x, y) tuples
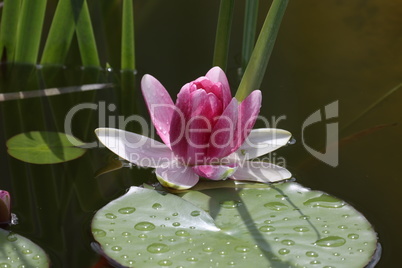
(0, 0), (401, 267)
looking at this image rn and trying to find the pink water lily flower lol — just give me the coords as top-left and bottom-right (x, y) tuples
(0, 190), (11, 224)
(95, 67), (292, 189)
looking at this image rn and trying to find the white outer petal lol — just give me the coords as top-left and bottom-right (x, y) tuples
(236, 128), (292, 160)
(231, 161), (292, 183)
(156, 161), (199, 190)
(95, 128), (175, 168)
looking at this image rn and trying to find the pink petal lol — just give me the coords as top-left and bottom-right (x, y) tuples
(235, 90), (262, 149)
(169, 85), (192, 161)
(170, 89), (221, 164)
(193, 165), (237, 181)
(231, 161), (291, 183)
(184, 90), (215, 164)
(95, 128), (175, 168)
(236, 128), (292, 160)
(205, 67), (232, 108)
(156, 162), (199, 189)
(207, 98), (238, 158)
(0, 190), (11, 223)
(141, 74), (175, 147)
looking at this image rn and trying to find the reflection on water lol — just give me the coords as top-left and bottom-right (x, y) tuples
(0, 0), (401, 267)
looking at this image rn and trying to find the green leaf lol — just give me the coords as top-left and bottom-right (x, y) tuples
(41, 0), (76, 65)
(0, 229), (50, 267)
(0, 0), (22, 61)
(235, 0), (288, 101)
(14, 0), (47, 64)
(92, 182), (378, 267)
(212, 0), (235, 71)
(6, 131), (86, 164)
(121, 0), (136, 71)
(75, 0), (100, 67)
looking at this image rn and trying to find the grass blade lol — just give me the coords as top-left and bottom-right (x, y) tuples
(14, 0), (47, 64)
(121, 0), (135, 71)
(235, 0), (288, 101)
(41, 0), (75, 65)
(75, 0), (100, 67)
(212, 0), (235, 71)
(0, 0), (22, 61)
(240, 0), (259, 76)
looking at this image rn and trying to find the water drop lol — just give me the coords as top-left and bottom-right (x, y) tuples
(303, 194), (345, 208)
(22, 249), (32, 255)
(299, 215), (310, 220)
(0, 264), (11, 268)
(333, 252), (340, 256)
(105, 213), (117, 219)
(147, 243), (170, 253)
(281, 240), (295, 246)
(219, 251), (227, 255)
(264, 202), (289, 211)
(293, 226), (309, 232)
(158, 260), (172, 266)
(122, 232), (131, 237)
(278, 248), (290, 255)
(121, 255), (128, 259)
(288, 137), (296, 144)
(315, 236), (346, 247)
(6, 233), (18, 242)
(347, 233), (359, 240)
(134, 222), (155, 231)
(220, 200), (242, 209)
(175, 230), (190, 237)
(305, 251), (318, 257)
(152, 203), (162, 210)
(203, 247), (214, 252)
(32, 255), (40, 260)
(138, 234), (148, 238)
(235, 246), (250, 253)
(259, 225), (276, 232)
(190, 210), (200, 217)
(323, 266), (336, 268)
(172, 222), (180, 227)
(338, 225), (348, 229)
(228, 261), (236, 265)
(310, 260), (321, 264)
(118, 207), (136, 214)
(264, 220), (272, 224)
(172, 212), (179, 216)
(186, 257), (198, 262)
(112, 246), (122, 251)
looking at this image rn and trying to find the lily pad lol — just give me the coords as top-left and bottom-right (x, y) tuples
(0, 229), (50, 267)
(91, 182), (378, 267)
(6, 131), (86, 164)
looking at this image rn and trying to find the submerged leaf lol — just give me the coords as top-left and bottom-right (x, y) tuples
(7, 131), (86, 164)
(0, 229), (50, 267)
(92, 182), (378, 267)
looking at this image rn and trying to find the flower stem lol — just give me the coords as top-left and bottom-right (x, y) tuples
(212, 0), (235, 71)
(235, 0), (288, 101)
(240, 0), (259, 77)
(121, 0), (136, 71)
